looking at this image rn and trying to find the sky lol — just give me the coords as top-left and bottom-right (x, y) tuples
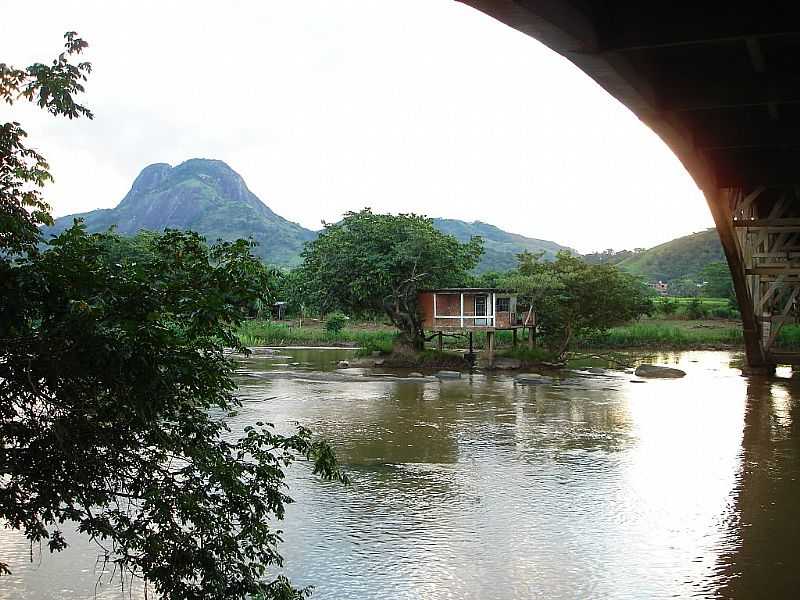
(1, 0), (713, 253)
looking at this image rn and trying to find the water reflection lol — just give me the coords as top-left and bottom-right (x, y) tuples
(3, 349), (800, 598)
(715, 374), (800, 598)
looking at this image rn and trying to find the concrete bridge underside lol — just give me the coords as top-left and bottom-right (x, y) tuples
(459, 0), (800, 370)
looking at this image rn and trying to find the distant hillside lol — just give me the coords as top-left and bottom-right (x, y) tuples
(45, 159), (574, 270)
(615, 228), (724, 282)
(45, 159), (316, 266)
(432, 219), (574, 273)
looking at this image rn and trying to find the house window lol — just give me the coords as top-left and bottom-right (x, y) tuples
(496, 297), (510, 312)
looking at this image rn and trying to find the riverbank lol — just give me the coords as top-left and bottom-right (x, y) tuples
(236, 318), (800, 354)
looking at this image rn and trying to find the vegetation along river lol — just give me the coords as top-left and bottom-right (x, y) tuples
(1, 348), (799, 599)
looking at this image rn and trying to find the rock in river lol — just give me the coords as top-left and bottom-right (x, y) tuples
(337, 360), (350, 368)
(514, 373), (553, 385)
(435, 370), (461, 379)
(634, 364), (686, 378)
(493, 358), (522, 370)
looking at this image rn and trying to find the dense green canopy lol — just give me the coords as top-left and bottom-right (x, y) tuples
(298, 209), (483, 348)
(504, 252), (652, 357)
(1, 33), (345, 599)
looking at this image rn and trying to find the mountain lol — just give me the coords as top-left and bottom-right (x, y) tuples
(46, 159), (574, 270)
(615, 228), (724, 282)
(45, 159), (316, 266)
(432, 218), (574, 273)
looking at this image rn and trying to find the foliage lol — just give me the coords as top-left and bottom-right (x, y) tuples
(656, 297), (678, 316)
(685, 297), (708, 320)
(298, 209), (483, 350)
(582, 247), (645, 266)
(0, 32), (91, 254)
(1, 225), (347, 598)
(668, 277), (702, 297)
(1, 34), (346, 599)
(325, 311), (348, 334)
(503, 251), (652, 357)
(699, 261), (734, 299)
(468, 269), (506, 288)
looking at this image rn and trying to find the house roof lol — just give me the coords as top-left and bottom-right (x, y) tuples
(420, 288), (514, 294)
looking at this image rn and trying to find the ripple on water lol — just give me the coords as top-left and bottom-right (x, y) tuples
(2, 349), (796, 599)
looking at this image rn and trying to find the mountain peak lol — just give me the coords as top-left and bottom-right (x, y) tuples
(48, 159), (316, 266)
(123, 162), (172, 203)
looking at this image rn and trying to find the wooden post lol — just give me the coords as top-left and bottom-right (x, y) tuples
(486, 330), (495, 365)
(705, 187), (768, 369)
(528, 325), (535, 349)
(512, 328), (518, 348)
(437, 331), (443, 352)
(469, 331), (473, 355)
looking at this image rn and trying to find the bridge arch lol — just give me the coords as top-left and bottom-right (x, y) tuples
(459, 0), (800, 369)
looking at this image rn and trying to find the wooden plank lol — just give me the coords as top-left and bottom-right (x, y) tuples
(734, 218), (800, 227)
(767, 351), (800, 365)
(737, 186), (766, 215)
(752, 252), (800, 258)
(766, 286), (800, 349)
(746, 267), (800, 276)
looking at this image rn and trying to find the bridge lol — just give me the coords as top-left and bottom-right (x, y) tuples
(458, 0), (800, 371)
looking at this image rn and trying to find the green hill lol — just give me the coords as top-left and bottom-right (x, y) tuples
(615, 228), (724, 282)
(432, 218), (574, 273)
(45, 159), (574, 270)
(45, 159), (316, 266)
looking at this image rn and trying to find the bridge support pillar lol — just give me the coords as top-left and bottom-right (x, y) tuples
(706, 186), (800, 372)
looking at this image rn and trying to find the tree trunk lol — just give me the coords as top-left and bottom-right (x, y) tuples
(557, 323), (572, 359)
(383, 288), (426, 352)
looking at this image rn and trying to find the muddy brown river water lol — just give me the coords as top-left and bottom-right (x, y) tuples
(1, 349), (799, 599)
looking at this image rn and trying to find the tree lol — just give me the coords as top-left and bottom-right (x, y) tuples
(1, 34), (345, 599)
(1, 32), (91, 255)
(698, 261), (734, 299)
(503, 252), (652, 357)
(668, 277), (702, 298)
(298, 209), (483, 350)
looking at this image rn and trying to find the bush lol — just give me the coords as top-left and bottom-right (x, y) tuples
(685, 298), (708, 320)
(710, 306), (739, 319)
(324, 312), (348, 334)
(657, 297), (678, 316)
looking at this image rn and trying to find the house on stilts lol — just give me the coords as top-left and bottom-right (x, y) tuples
(417, 288), (535, 362)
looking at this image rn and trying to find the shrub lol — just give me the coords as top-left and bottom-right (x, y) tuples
(710, 306), (739, 319)
(658, 297), (678, 316)
(685, 298), (708, 320)
(324, 312), (348, 334)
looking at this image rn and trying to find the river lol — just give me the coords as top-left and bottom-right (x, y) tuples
(1, 349), (799, 599)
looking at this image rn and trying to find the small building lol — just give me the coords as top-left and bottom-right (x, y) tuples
(418, 288), (533, 361)
(272, 301), (288, 320)
(649, 281), (669, 296)
(418, 288), (524, 330)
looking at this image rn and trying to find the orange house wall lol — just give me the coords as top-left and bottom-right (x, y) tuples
(419, 292), (515, 329)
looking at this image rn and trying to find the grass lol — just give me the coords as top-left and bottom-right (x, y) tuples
(581, 322), (742, 349)
(237, 320), (396, 353)
(236, 317), (800, 354)
(496, 346), (557, 363)
(578, 319), (800, 350)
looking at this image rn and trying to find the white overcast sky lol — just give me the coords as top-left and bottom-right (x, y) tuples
(2, 0), (712, 253)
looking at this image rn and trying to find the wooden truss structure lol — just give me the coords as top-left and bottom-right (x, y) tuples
(709, 186), (800, 370)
